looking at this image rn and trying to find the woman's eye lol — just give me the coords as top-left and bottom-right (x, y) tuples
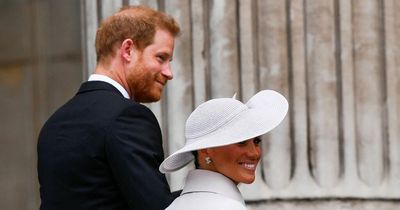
(254, 137), (262, 145)
(237, 141), (247, 145)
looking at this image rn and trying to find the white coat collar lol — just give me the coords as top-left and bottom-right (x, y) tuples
(88, 74), (130, 99)
(182, 169), (245, 205)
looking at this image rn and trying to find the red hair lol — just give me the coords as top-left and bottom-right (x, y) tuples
(95, 6), (180, 62)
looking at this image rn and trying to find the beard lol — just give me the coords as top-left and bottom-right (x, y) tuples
(126, 59), (167, 103)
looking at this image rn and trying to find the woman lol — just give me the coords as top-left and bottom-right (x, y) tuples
(159, 90), (288, 210)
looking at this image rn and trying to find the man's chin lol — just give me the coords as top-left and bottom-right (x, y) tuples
(134, 92), (162, 103)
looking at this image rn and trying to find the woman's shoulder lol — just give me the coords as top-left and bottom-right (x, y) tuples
(166, 191), (247, 210)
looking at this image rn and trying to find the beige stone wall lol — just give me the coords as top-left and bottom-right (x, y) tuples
(1, 0), (399, 209)
(81, 1), (400, 208)
(0, 0), (82, 209)
(248, 200), (400, 210)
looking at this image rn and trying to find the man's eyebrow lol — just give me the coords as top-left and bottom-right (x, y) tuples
(158, 52), (171, 57)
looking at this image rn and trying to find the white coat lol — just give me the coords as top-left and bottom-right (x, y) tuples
(166, 169), (247, 210)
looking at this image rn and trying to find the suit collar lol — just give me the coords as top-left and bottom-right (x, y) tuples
(182, 169), (245, 205)
(77, 81), (125, 98)
(88, 74), (130, 99)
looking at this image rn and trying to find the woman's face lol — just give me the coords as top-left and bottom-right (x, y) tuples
(206, 138), (262, 184)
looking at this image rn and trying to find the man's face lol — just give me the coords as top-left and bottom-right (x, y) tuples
(127, 29), (175, 103)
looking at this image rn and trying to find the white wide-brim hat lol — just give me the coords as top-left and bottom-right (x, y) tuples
(159, 90), (289, 173)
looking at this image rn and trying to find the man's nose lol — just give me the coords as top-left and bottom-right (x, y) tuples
(162, 63), (173, 80)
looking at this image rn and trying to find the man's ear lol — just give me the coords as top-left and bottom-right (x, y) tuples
(120, 38), (135, 62)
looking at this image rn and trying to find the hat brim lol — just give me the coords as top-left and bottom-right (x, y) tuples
(159, 90), (288, 173)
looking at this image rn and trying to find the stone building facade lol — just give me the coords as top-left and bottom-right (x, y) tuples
(1, 0), (399, 209)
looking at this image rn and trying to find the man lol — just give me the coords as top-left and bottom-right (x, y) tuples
(37, 6), (180, 210)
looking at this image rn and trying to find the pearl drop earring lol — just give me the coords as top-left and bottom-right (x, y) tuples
(205, 157), (212, 165)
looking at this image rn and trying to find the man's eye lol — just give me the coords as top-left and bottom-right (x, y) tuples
(157, 56), (165, 62)
(157, 54), (171, 63)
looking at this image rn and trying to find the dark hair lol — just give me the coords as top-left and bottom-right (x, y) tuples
(95, 5), (181, 62)
(191, 151), (199, 169)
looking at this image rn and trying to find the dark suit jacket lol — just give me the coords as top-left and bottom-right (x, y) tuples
(37, 81), (174, 210)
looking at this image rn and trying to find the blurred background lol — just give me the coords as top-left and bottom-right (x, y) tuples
(0, 0), (399, 209)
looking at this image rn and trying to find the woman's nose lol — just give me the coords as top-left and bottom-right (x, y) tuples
(246, 142), (261, 159)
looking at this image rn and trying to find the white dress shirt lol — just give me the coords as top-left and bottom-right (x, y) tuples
(166, 169), (247, 210)
(88, 74), (130, 99)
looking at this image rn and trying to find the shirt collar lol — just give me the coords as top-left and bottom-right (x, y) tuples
(88, 74), (130, 99)
(182, 169), (245, 205)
